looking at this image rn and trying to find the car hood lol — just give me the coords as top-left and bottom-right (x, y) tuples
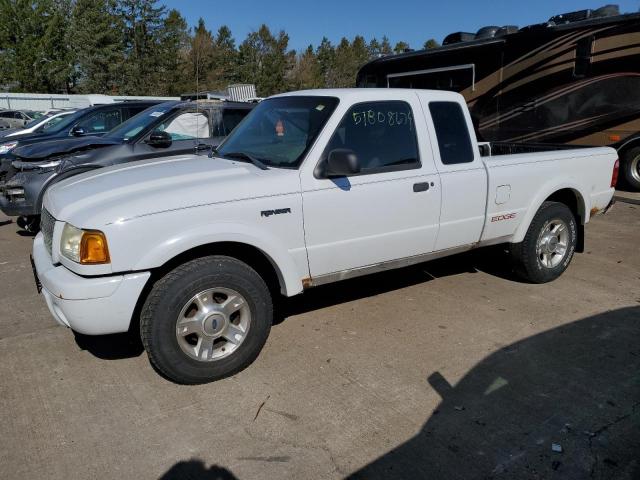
(45, 155), (301, 227)
(0, 127), (22, 138)
(12, 136), (120, 160)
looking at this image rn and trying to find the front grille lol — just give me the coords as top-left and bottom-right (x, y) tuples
(40, 208), (55, 256)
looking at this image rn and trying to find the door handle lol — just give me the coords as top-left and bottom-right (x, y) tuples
(413, 182), (430, 192)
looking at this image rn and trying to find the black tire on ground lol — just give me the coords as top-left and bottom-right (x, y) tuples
(510, 201), (578, 284)
(17, 215), (40, 233)
(140, 255), (273, 384)
(621, 146), (640, 191)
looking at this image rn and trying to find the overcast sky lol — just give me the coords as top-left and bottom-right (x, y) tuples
(162, 0), (640, 50)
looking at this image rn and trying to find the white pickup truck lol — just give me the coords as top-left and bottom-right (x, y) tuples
(32, 89), (618, 384)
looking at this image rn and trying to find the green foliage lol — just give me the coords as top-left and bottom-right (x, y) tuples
(237, 24), (294, 97)
(116, 0), (167, 94)
(423, 38), (440, 49)
(394, 41), (411, 54)
(70, 0), (124, 94)
(0, 1), (420, 96)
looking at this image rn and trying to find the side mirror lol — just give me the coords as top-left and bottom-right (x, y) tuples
(146, 130), (172, 148)
(70, 125), (86, 136)
(326, 149), (360, 177)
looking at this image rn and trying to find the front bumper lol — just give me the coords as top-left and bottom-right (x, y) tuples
(0, 170), (54, 217)
(32, 233), (151, 335)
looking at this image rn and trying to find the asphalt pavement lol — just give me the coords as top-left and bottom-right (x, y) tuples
(0, 202), (638, 479)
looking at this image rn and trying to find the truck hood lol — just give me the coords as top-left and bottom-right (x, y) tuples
(12, 136), (120, 161)
(45, 155), (301, 227)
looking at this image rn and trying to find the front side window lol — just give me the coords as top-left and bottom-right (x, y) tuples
(324, 100), (420, 173)
(156, 112), (211, 140)
(76, 108), (122, 134)
(40, 115), (68, 131)
(429, 101), (474, 165)
(217, 96), (339, 168)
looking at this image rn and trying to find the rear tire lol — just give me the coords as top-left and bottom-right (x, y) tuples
(140, 255), (273, 384)
(510, 201), (578, 283)
(621, 147), (640, 191)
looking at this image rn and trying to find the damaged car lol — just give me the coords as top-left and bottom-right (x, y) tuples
(0, 100), (255, 231)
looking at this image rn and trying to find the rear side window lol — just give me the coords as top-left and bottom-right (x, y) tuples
(324, 100), (420, 174)
(124, 105), (149, 120)
(429, 102), (474, 165)
(157, 111), (211, 139)
(77, 108), (122, 133)
(222, 109), (250, 135)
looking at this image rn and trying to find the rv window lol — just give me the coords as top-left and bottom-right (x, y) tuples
(574, 37), (593, 77)
(388, 66), (474, 92)
(429, 101), (474, 165)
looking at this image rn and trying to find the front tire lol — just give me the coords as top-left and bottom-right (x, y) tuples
(621, 147), (640, 191)
(140, 255), (273, 384)
(510, 201), (578, 283)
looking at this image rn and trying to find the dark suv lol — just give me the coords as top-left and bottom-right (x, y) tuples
(0, 101), (162, 181)
(0, 100), (255, 230)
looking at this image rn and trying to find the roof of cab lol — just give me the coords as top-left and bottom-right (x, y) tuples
(272, 87), (465, 102)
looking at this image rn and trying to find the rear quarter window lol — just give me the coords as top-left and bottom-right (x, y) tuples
(429, 101), (474, 165)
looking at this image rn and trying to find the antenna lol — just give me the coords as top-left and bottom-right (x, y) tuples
(195, 41), (200, 154)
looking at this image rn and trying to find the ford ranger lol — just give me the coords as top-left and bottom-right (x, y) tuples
(31, 89), (618, 384)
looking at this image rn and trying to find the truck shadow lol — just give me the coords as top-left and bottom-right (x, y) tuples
(276, 246), (519, 324)
(73, 246), (520, 359)
(347, 306), (640, 480)
(73, 331), (144, 359)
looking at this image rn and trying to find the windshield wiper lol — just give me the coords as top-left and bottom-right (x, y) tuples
(220, 151), (270, 170)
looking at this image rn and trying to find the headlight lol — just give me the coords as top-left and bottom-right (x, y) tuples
(0, 141), (18, 154)
(11, 159), (61, 171)
(60, 223), (110, 264)
(34, 159), (62, 170)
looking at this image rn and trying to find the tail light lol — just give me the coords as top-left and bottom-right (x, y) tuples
(611, 159), (620, 188)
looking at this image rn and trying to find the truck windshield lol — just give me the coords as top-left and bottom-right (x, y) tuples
(216, 96), (339, 168)
(106, 103), (176, 141)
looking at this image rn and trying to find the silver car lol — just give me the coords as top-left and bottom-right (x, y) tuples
(0, 110), (43, 130)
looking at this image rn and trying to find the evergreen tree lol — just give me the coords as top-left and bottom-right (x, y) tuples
(116, 0), (167, 94)
(380, 36), (393, 55)
(237, 25), (293, 96)
(316, 37), (335, 87)
(0, 0), (74, 92)
(156, 9), (189, 95)
(185, 18), (215, 93)
(368, 38), (381, 57)
(351, 35), (370, 67)
(394, 41), (411, 54)
(289, 45), (322, 90)
(332, 37), (354, 87)
(423, 38), (440, 49)
(209, 25), (238, 89)
(70, 0), (124, 94)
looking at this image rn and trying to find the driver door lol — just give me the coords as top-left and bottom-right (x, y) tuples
(301, 96), (441, 280)
(134, 110), (215, 159)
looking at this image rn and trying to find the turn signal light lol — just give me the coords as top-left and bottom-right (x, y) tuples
(80, 231), (110, 264)
(611, 159), (619, 188)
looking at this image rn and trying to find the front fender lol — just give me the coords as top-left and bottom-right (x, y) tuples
(130, 221), (305, 296)
(512, 181), (589, 244)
